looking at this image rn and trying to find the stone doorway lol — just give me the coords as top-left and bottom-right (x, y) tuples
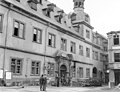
(60, 64), (67, 86)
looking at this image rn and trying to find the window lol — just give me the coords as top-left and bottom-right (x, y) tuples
(70, 41), (76, 53)
(79, 45), (83, 56)
(13, 20), (25, 38)
(71, 13), (76, 21)
(28, 0), (38, 10)
(47, 62), (54, 77)
(114, 53), (120, 62)
(11, 58), (22, 74)
(73, 26), (79, 32)
(61, 38), (67, 51)
(54, 14), (63, 23)
(71, 66), (75, 78)
(48, 33), (55, 47)
(33, 28), (42, 43)
(86, 47), (90, 58)
(86, 30), (90, 39)
(38, 0), (42, 4)
(85, 14), (89, 22)
(113, 35), (119, 45)
(86, 68), (90, 78)
(77, 67), (83, 78)
(95, 52), (98, 60)
(31, 61), (40, 75)
(92, 50), (95, 59)
(0, 14), (3, 32)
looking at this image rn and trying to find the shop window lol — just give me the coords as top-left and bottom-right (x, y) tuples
(77, 67), (83, 78)
(86, 68), (90, 78)
(47, 62), (54, 77)
(31, 61), (40, 75)
(11, 58), (22, 75)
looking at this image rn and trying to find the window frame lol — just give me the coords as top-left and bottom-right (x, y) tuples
(86, 47), (90, 58)
(33, 27), (42, 44)
(70, 41), (76, 54)
(86, 30), (90, 39)
(48, 33), (56, 48)
(47, 62), (54, 77)
(0, 14), (3, 33)
(86, 68), (90, 78)
(79, 45), (83, 56)
(61, 38), (67, 51)
(13, 19), (25, 39)
(31, 60), (40, 76)
(10, 57), (23, 75)
(114, 53), (120, 62)
(77, 67), (83, 78)
(113, 35), (119, 45)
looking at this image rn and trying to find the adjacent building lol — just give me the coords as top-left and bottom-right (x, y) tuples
(107, 31), (120, 87)
(0, 0), (108, 86)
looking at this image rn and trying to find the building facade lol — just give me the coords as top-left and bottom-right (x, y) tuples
(0, 0), (108, 86)
(107, 31), (120, 87)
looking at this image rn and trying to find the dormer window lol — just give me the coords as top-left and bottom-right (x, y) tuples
(71, 13), (76, 21)
(42, 3), (55, 17)
(16, 0), (20, 2)
(38, 0), (42, 4)
(28, 0), (38, 11)
(73, 24), (79, 33)
(55, 10), (64, 23)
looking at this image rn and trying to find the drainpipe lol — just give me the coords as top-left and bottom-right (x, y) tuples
(43, 23), (50, 75)
(3, 4), (11, 84)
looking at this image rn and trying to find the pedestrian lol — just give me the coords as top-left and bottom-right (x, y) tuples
(39, 74), (44, 91)
(43, 74), (47, 91)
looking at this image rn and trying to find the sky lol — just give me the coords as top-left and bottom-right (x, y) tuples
(49, 0), (120, 37)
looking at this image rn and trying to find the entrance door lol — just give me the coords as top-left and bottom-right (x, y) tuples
(115, 70), (120, 86)
(60, 65), (67, 86)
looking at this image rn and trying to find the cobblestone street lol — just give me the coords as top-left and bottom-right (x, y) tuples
(0, 86), (120, 92)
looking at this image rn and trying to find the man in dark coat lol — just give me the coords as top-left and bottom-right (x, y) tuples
(43, 74), (47, 91)
(39, 74), (44, 91)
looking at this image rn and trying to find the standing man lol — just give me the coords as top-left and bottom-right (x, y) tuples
(39, 74), (44, 91)
(43, 74), (47, 91)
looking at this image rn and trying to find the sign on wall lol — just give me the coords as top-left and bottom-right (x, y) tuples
(0, 69), (3, 78)
(6, 71), (12, 80)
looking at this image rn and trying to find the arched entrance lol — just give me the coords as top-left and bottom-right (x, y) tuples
(93, 67), (97, 78)
(60, 64), (67, 86)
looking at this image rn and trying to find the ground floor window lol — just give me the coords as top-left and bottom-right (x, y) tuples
(71, 66), (75, 78)
(31, 61), (40, 75)
(77, 67), (83, 78)
(47, 62), (54, 77)
(86, 68), (90, 78)
(11, 58), (22, 75)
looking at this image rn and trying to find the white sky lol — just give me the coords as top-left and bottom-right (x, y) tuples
(49, 0), (120, 37)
